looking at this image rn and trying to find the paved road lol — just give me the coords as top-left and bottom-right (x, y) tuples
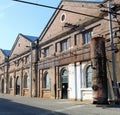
(0, 94), (120, 115)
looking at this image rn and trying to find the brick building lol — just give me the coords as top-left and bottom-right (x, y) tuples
(0, 49), (10, 94)
(37, 0), (120, 102)
(7, 34), (38, 96)
(0, 0), (120, 103)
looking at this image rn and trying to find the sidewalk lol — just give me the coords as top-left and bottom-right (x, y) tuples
(0, 94), (120, 115)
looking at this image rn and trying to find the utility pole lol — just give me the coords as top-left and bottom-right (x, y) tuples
(26, 42), (33, 97)
(30, 42), (33, 97)
(108, 0), (118, 102)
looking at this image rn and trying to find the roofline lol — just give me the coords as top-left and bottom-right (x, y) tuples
(21, 33), (38, 42)
(0, 49), (10, 56)
(9, 34), (20, 57)
(38, 0), (102, 40)
(9, 33), (39, 57)
(39, 1), (63, 40)
(0, 49), (5, 56)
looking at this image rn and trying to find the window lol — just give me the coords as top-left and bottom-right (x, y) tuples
(24, 75), (28, 88)
(75, 34), (80, 45)
(55, 43), (57, 52)
(16, 76), (20, 86)
(61, 40), (67, 52)
(83, 30), (92, 44)
(43, 72), (50, 89)
(86, 65), (92, 88)
(58, 68), (68, 88)
(61, 13), (66, 22)
(18, 43), (21, 47)
(44, 47), (49, 57)
(25, 56), (29, 64)
(61, 69), (68, 83)
(16, 59), (20, 66)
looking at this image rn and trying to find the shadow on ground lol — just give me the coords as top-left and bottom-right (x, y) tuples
(0, 98), (68, 115)
(96, 104), (120, 109)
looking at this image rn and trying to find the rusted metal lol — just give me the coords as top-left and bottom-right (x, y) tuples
(91, 37), (108, 104)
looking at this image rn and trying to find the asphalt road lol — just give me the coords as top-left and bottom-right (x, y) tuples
(0, 94), (120, 115)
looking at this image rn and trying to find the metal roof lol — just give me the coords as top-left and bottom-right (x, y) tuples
(22, 34), (38, 42)
(2, 49), (11, 56)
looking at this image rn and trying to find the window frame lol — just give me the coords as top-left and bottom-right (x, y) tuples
(85, 65), (92, 88)
(44, 47), (49, 57)
(82, 29), (92, 44)
(24, 75), (28, 88)
(25, 55), (29, 64)
(58, 68), (68, 88)
(43, 72), (50, 89)
(60, 39), (67, 52)
(61, 69), (68, 84)
(74, 33), (81, 46)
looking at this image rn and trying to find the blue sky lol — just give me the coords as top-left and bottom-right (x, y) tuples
(0, 0), (61, 50)
(0, 0), (102, 50)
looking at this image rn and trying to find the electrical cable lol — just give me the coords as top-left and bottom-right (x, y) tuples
(12, 0), (118, 23)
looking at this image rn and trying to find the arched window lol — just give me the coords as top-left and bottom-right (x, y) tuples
(61, 69), (68, 83)
(16, 77), (20, 86)
(43, 72), (50, 89)
(58, 68), (68, 88)
(86, 65), (92, 88)
(24, 75), (28, 88)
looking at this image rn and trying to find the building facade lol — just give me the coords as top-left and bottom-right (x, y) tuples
(7, 34), (38, 97)
(0, 49), (10, 94)
(36, 0), (120, 102)
(0, 0), (120, 103)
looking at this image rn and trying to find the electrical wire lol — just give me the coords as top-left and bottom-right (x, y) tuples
(12, 0), (118, 23)
(102, 10), (120, 16)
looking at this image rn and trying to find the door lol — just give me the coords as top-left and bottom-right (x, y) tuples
(16, 77), (20, 95)
(2, 79), (4, 93)
(62, 83), (68, 99)
(60, 68), (68, 99)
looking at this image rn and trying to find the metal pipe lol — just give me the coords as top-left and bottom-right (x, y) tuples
(30, 42), (33, 97)
(26, 43), (33, 97)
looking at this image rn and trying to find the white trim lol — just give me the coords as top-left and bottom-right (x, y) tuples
(80, 88), (92, 91)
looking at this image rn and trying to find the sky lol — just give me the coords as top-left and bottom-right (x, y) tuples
(0, 0), (61, 50)
(0, 0), (103, 50)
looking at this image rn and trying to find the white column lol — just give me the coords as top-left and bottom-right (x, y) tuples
(68, 63), (75, 99)
(4, 82), (6, 93)
(76, 62), (81, 100)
